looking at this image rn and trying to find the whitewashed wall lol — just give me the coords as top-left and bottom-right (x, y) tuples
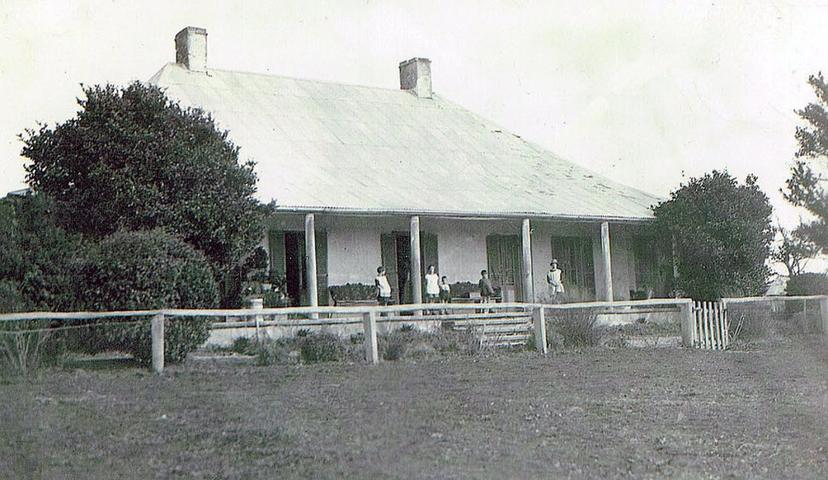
(266, 214), (645, 302)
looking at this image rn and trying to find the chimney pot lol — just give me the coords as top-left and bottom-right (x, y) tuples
(399, 57), (432, 98)
(175, 26), (207, 72)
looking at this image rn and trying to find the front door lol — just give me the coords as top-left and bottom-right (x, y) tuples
(486, 234), (523, 301)
(380, 232), (438, 304)
(268, 229), (328, 306)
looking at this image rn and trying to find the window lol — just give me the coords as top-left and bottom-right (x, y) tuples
(633, 236), (661, 293)
(550, 236), (594, 294)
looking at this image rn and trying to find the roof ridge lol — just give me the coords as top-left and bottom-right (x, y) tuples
(152, 62), (423, 96)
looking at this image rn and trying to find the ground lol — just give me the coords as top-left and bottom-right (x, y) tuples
(2, 337), (827, 479)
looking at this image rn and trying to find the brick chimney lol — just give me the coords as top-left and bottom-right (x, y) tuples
(399, 57), (432, 98)
(175, 26), (207, 72)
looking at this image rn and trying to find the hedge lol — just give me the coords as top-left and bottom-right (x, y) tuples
(78, 229), (219, 364)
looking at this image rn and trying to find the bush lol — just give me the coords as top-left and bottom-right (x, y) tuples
(0, 320), (64, 376)
(378, 327), (482, 360)
(253, 332), (361, 365)
(547, 308), (605, 348)
(329, 283), (376, 304)
(0, 280), (29, 313)
(448, 282), (478, 298)
(0, 194), (90, 312)
(77, 230), (219, 364)
(299, 332), (345, 363)
(653, 171), (774, 300)
(786, 273), (828, 296)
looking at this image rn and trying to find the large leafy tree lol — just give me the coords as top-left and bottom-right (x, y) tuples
(785, 73), (828, 250)
(653, 171), (774, 300)
(0, 194), (89, 312)
(21, 82), (266, 304)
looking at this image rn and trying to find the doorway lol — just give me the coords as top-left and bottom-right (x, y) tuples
(395, 235), (411, 304)
(380, 232), (439, 304)
(486, 234), (523, 301)
(284, 232), (306, 304)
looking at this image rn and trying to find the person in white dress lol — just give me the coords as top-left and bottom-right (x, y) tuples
(375, 266), (392, 306)
(424, 264), (440, 314)
(546, 259), (565, 303)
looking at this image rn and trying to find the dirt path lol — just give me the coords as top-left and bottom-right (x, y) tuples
(2, 337), (826, 479)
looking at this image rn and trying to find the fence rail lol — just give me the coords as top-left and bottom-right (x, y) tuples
(6, 297), (817, 373)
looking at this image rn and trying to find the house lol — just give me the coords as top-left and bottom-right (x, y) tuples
(150, 26), (666, 307)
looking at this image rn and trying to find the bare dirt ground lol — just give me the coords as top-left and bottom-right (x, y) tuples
(2, 337), (827, 479)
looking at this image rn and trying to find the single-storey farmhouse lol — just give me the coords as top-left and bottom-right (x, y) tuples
(150, 27), (666, 306)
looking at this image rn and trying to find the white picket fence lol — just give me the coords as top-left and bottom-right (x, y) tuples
(691, 301), (730, 350)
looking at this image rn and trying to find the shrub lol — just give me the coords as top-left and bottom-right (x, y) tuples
(230, 336), (254, 355)
(0, 280), (28, 313)
(0, 194), (90, 312)
(786, 273), (828, 296)
(653, 171), (773, 300)
(378, 327), (482, 360)
(299, 332), (345, 363)
(547, 308), (605, 348)
(253, 332), (361, 365)
(448, 282), (478, 298)
(329, 283), (376, 304)
(0, 320), (64, 377)
(77, 230), (219, 364)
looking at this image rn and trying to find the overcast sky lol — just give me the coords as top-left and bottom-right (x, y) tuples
(2, 0), (827, 235)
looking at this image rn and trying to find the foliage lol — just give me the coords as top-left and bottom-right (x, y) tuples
(78, 230), (218, 364)
(0, 194), (89, 312)
(329, 283), (377, 304)
(546, 308), (605, 348)
(20, 82), (267, 306)
(253, 332), (362, 365)
(378, 327), (484, 359)
(785, 72), (828, 251)
(772, 225), (818, 277)
(652, 170), (774, 300)
(0, 280), (28, 313)
(447, 282), (478, 298)
(785, 272), (828, 296)
(0, 320), (64, 377)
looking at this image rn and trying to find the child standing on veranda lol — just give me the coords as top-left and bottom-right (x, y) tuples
(375, 266), (392, 307)
(424, 265), (440, 314)
(439, 275), (451, 314)
(546, 259), (565, 303)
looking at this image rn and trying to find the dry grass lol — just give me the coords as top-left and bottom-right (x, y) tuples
(1, 336), (827, 479)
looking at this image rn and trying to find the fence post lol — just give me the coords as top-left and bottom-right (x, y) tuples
(151, 313), (165, 374)
(532, 306), (547, 354)
(363, 310), (378, 364)
(679, 300), (694, 347)
(250, 297), (264, 343)
(820, 296), (828, 335)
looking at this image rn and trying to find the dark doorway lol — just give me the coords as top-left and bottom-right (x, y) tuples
(395, 234), (411, 304)
(486, 234), (523, 301)
(284, 232), (305, 304)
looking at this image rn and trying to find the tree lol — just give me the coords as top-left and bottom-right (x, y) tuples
(21, 83), (266, 305)
(78, 230), (218, 364)
(0, 194), (89, 312)
(785, 73), (828, 251)
(653, 171), (774, 300)
(772, 224), (817, 277)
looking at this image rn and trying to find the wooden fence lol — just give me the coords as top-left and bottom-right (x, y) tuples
(691, 301), (729, 350)
(688, 296), (828, 350)
(5, 297), (784, 373)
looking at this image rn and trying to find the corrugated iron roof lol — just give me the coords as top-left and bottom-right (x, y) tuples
(149, 63), (659, 220)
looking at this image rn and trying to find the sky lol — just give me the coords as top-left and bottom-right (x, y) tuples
(1, 0), (827, 259)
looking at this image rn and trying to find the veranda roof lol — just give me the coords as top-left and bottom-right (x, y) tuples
(149, 63), (659, 221)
